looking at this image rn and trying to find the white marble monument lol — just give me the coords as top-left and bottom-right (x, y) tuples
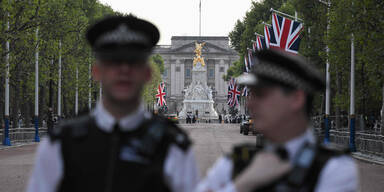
(178, 42), (218, 120)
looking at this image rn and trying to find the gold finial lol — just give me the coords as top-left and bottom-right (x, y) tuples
(193, 42), (206, 67)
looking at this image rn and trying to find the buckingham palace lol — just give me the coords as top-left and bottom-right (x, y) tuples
(152, 36), (239, 115)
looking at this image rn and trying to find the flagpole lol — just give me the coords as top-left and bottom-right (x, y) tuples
(34, 27), (40, 142)
(254, 32), (263, 37)
(58, 40), (62, 119)
(349, 34), (356, 151)
(270, 8), (304, 22)
(3, 1), (11, 145)
(199, 0), (201, 36)
(262, 21), (271, 27)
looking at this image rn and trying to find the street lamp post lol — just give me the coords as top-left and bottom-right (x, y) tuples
(3, 1), (11, 146)
(75, 63), (78, 116)
(350, 34), (356, 151)
(58, 40), (62, 119)
(349, 1), (356, 151)
(34, 27), (40, 142)
(319, 0), (331, 144)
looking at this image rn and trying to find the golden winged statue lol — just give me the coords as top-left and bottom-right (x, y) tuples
(193, 41), (206, 67)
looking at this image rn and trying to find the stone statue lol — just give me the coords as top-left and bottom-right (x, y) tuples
(178, 41), (218, 120)
(208, 89), (213, 100)
(193, 42), (206, 67)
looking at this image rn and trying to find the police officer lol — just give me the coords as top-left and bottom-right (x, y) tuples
(27, 15), (199, 192)
(196, 49), (358, 192)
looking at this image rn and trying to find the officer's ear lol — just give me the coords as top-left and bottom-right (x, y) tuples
(289, 90), (306, 114)
(92, 61), (101, 82)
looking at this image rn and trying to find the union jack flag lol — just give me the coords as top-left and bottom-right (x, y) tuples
(156, 82), (167, 106)
(247, 49), (254, 69)
(244, 55), (250, 73)
(227, 78), (241, 107)
(264, 25), (273, 49)
(270, 13), (303, 54)
(255, 35), (267, 51)
(252, 41), (257, 52)
(242, 86), (249, 97)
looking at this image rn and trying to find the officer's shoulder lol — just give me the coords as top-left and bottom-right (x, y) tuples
(151, 114), (191, 151)
(49, 114), (92, 141)
(228, 143), (262, 161)
(318, 142), (350, 156)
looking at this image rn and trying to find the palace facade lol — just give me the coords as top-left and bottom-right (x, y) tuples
(152, 36), (239, 115)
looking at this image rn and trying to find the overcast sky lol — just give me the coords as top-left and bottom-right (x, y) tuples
(98, 0), (254, 45)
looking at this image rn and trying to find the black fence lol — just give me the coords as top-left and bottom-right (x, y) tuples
(1, 125), (48, 144)
(311, 115), (384, 157)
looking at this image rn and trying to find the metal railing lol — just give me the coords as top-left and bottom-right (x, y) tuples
(1, 126), (48, 144)
(311, 115), (383, 157)
(311, 115), (382, 134)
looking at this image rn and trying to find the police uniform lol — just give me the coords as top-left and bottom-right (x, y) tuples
(27, 16), (199, 192)
(195, 50), (358, 192)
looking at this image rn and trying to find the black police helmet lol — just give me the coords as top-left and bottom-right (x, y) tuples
(86, 15), (160, 63)
(238, 49), (325, 94)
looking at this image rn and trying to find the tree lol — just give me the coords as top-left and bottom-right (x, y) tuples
(229, 20), (245, 53)
(228, 0), (384, 125)
(226, 0), (287, 80)
(142, 55), (163, 110)
(150, 54), (164, 74)
(223, 59), (243, 81)
(0, 0), (118, 124)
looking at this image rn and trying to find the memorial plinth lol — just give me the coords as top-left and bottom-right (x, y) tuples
(178, 42), (218, 120)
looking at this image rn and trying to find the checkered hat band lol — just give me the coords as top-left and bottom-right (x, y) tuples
(95, 24), (149, 47)
(254, 61), (314, 93)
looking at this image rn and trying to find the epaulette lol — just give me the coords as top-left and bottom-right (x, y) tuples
(49, 115), (92, 142)
(230, 143), (263, 179)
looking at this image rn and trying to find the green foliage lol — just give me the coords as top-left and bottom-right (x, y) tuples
(229, 20), (245, 53)
(226, 0), (287, 80)
(142, 57), (163, 106)
(228, 0), (384, 116)
(0, 0), (120, 122)
(150, 54), (165, 74)
(223, 59), (244, 81)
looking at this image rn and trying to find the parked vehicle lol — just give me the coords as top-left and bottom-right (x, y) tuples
(165, 114), (179, 124)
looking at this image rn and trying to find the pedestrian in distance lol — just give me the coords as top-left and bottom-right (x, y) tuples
(195, 49), (358, 192)
(46, 107), (54, 134)
(27, 15), (199, 192)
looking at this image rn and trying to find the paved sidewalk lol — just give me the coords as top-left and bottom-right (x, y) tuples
(0, 142), (39, 151)
(2, 140), (384, 166)
(352, 152), (384, 166)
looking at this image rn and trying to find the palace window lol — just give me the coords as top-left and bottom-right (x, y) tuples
(186, 68), (191, 78)
(209, 68), (214, 78)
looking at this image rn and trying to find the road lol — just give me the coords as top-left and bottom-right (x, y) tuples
(183, 123), (256, 174)
(0, 144), (37, 192)
(0, 123), (383, 191)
